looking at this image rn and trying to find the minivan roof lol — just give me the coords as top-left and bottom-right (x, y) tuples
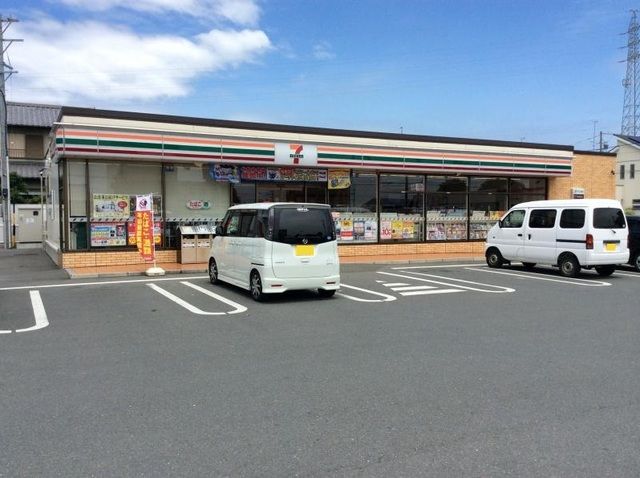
(511, 199), (623, 209)
(228, 202), (330, 210)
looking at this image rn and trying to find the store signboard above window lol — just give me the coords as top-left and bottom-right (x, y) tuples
(186, 200), (211, 210)
(209, 164), (240, 183)
(275, 143), (318, 166)
(240, 166), (327, 182)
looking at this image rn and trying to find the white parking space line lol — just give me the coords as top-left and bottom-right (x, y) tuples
(390, 285), (437, 292)
(338, 284), (397, 302)
(379, 271), (515, 293)
(377, 281), (410, 287)
(391, 263), (481, 270)
(466, 268), (611, 287)
(147, 283), (247, 315)
(180, 282), (247, 314)
(0, 275), (210, 291)
(400, 289), (463, 296)
(0, 330), (11, 334)
(16, 291), (49, 333)
(614, 271), (640, 278)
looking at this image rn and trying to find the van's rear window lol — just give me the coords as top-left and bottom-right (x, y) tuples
(273, 207), (336, 244)
(593, 208), (626, 229)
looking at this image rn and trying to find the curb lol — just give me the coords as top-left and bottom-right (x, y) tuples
(64, 256), (486, 279)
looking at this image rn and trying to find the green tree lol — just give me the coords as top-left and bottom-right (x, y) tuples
(9, 172), (40, 204)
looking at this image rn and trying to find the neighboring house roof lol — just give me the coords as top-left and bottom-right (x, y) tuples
(7, 102), (61, 128)
(615, 134), (640, 149)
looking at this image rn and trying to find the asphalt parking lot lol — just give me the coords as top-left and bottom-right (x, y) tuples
(1, 258), (640, 476)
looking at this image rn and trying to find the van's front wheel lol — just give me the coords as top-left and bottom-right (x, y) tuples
(318, 289), (336, 298)
(486, 248), (504, 268)
(250, 270), (265, 302)
(633, 252), (640, 272)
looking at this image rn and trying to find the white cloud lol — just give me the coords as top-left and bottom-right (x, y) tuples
(59, 0), (261, 26)
(8, 18), (271, 104)
(313, 41), (335, 60)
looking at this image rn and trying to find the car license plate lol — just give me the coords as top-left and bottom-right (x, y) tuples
(295, 245), (315, 256)
(605, 242), (618, 252)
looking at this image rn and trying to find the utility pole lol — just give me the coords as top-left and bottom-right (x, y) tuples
(1, 15), (21, 248)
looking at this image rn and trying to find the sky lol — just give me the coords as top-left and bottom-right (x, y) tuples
(2, 0), (639, 149)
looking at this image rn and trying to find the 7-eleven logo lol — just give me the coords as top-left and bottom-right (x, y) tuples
(290, 144), (304, 164)
(275, 143), (318, 166)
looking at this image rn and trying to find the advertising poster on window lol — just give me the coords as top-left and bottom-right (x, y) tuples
(353, 220), (365, 240)
(328, 169), (351, 189)
(391, 220), (404, 240)
(427, 223), (446, 240)
(380, 219), (392, 240)
(92, 194), (130, 220)
(90, 222), (127, 247)
(403, 220), (415, 239)
(209, 164), (240, 183)
(340, 219), (354, 241)
(364, 220), (377, 240)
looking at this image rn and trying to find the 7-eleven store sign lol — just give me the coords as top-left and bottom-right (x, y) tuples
(274, 143), (318, 166)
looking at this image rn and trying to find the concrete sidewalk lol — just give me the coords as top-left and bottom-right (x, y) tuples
(63, 252), (486, 279)
(0, 248), (69, 285)
(0, 247), (485, 280)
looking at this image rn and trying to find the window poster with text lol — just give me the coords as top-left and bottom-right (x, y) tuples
(90, 222), (127, 247)
(92, 194), (130, 220)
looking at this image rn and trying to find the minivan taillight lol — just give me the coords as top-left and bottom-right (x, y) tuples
(586, 234), (594, 250)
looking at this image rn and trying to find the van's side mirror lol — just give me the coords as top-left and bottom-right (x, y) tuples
(215, 225), (223, 236)
(498, 219), (503, 228)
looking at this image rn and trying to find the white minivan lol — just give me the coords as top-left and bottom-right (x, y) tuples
(485, 199), (629, 277)
(209, 203), (340, 300)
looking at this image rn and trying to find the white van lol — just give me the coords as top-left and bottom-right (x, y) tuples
(209, 203), (340, 300)
(485, 199), (629, 277)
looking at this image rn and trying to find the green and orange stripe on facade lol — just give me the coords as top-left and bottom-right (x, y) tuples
(54, 127), (572, 176)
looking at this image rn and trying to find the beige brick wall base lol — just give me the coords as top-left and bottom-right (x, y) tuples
(61, 242), (484, 267)
(62, 250), (178, 268)
(338, 241), (485, 257)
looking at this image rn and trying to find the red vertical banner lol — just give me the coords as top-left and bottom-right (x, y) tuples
(135, 194), (155, 262)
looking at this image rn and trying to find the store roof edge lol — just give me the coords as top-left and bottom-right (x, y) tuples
(57, 106), (574, 153)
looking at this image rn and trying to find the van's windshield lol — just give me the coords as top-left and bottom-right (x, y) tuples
(593, 208), (626, 229)
(271, 206), (336, 245)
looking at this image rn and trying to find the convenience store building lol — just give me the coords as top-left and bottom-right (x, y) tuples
(43, 107), (616, 268)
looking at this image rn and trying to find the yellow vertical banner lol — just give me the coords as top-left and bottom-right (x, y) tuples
(135, 194), (155, 262)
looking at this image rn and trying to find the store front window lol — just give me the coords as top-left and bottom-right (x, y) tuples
(257, 183), (304, 202)
(231, 183), (256, 205)
(87, 162), (162, 249)
(329, 172), (377, 243)
(426, 177), (468, 240)
(469, 177), (507, 239)
(379, 174), (424, 242)
(67, 161), (87, 249)
(306, 182), (328, 203)
(509, 178), (546, 206)
(164, 164), (229, 248)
